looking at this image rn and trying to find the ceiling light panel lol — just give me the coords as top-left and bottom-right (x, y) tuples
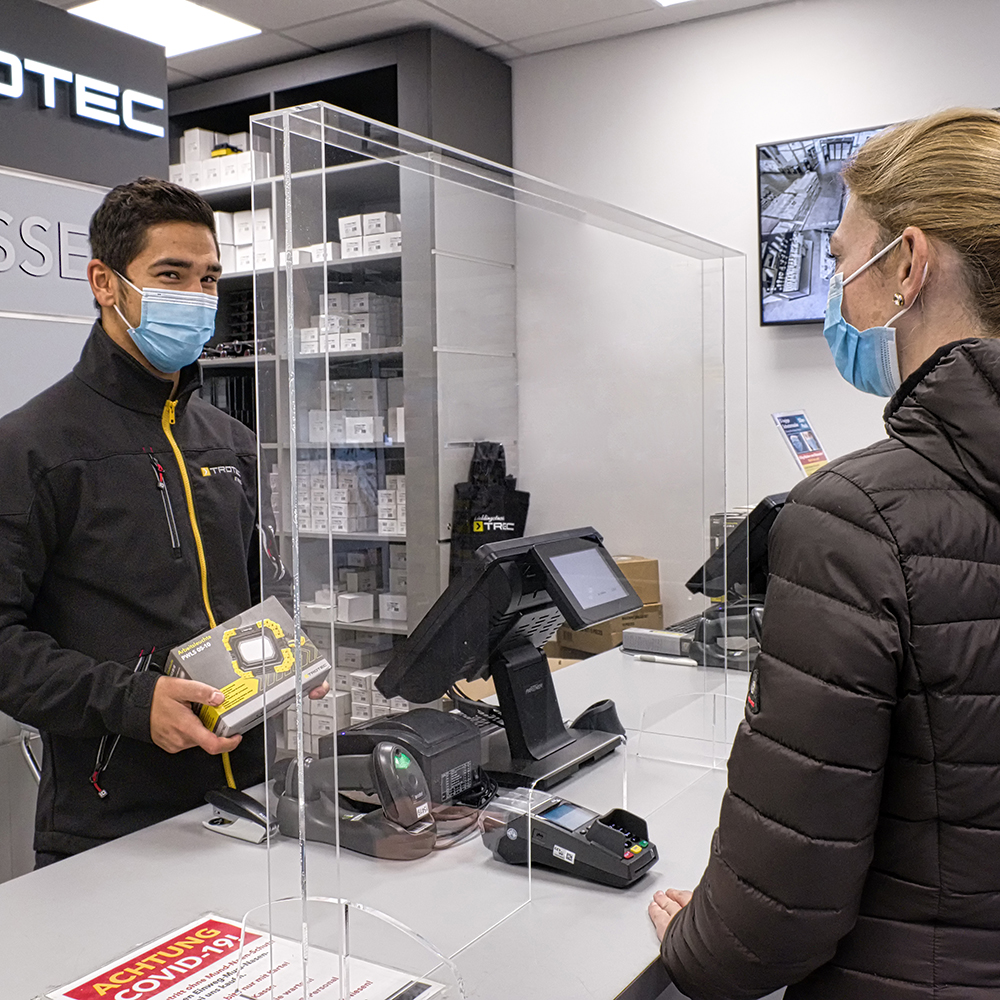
(68, 0), (260, 58)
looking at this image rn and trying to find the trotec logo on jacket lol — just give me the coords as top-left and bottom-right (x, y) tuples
(201, 465), (243, 484)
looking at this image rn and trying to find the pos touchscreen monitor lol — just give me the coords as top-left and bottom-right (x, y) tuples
(376, 527), (642, 788)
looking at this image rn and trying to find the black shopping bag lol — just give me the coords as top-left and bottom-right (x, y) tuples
(449, 442), (529, 583)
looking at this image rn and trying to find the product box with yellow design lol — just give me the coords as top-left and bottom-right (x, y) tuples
(164, 596), (331, 738)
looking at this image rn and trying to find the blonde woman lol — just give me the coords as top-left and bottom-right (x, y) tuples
(650, 108), (1000, 998)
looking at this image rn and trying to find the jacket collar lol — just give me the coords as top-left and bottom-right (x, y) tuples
(886, 337), (1000, 514)
(72, 321), (203, 417)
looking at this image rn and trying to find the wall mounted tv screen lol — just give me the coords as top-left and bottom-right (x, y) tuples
(758, 126), (884, 325)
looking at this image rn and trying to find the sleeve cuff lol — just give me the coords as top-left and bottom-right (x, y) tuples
(118, 669), (161, 743)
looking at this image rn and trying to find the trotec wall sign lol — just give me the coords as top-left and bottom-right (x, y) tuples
(0, 165), (107, 323)
(0, 50), (164, 137)
(0, 0), (167, 187)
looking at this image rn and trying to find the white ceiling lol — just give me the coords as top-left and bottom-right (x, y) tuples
(38, 0), (794, 87)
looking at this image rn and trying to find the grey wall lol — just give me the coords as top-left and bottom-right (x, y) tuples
(1, 0), (168, 186)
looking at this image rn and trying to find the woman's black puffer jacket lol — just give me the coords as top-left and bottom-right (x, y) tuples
(662, 338), (1000, 999)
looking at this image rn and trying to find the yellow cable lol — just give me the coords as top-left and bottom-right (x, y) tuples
(162, 400), (236, 789)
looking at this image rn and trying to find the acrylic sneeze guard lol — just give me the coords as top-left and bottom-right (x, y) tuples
(247, 101), (748, 1000)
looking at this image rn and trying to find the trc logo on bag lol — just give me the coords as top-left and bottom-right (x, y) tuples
(474, 514), (516, 533)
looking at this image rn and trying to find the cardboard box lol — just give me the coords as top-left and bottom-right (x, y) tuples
(342, 236), (363, 259)
(338, 592), (374, 622)
(556, 602), (664, 656)
(219, 244), (236, 274)
(349, 292), (373, 313)
(233, 210), (254, 245)
(338, 215), (362, 240)
(613, 555), (660, 606)
(322, 292), (351, 313)
(378, 593), (407, 621)
(362, 234), (389, 256)
(461, 654), (580, 700)
(163, 596), (329, 737)
(363, 211), (401, 235)
(213, 211), (234, 244)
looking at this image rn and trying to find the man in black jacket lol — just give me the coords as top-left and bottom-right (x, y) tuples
(0, 179), (273, 866)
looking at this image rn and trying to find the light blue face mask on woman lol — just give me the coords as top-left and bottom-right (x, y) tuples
(114, 272), (218, 374)
(824, 234), (925, 397)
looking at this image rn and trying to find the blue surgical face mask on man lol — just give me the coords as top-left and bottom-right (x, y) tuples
(824, 234), (926, 397)
(114, 272), (218, 374)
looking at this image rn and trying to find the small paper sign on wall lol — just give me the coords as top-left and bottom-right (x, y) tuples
(772, 411), (828, 477)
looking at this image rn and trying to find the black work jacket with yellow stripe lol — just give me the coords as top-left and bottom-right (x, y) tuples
(0, 323), (264, 855)
(663, 338), (1000, 998)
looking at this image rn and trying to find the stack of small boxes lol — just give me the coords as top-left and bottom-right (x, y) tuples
(299, 291), (402, 355)
(338, 211), (402, 259)
(378, 475), (407, 537)
(294, 458), (378, 535)
(378, 543), (407, 623)
(332, 636), (409, 724)
(282, 689), (352, 755)
(169, 129), (271, 192)
(211, 207), (273, 273)
(307, 378), (392, 447)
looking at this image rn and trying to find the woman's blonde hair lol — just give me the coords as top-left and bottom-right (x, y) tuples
(843, 107), (1000, 335)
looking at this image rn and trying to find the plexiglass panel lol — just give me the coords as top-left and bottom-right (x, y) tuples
(249, 101), (746, 1000)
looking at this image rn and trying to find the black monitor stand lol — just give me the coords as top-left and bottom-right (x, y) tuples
(483, 640), (622, 790)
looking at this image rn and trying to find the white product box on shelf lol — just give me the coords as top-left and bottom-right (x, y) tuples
(389, 544), (406, 569)
(377, 500), (396, 520)
(390, 696), (409, 712)
(372, 705), (392, 717)
(300, 327), (320, 344)
(347, 314), (370, 334)
(330, 487), (360, 504)
(254, 209), (272, 241)
(233, 210), (254, 245)
(342, 236), (363, 258)
(352, 704), (373, 722)
(387, 232), (402, 253)
(345, 569), (377, 592)
(351, 686), (372, 706)
(228, 131), (250, 152)
(338, 215), (362, 240)
(345, 416), (384, 444)
(184, 162), (202, 189)
(322, 293), (351, 313)
(377, 490), (396, 505)
(213, 211), (234, 244)
(388, 407), (404, 443)
(169, 164), (184, 184)
(379, 593), (407, 621)
(219, 244), (236, 273)
(311, 314), (348, 333)
(378, 518), (400, 536)
(329, 502), (360, 519)
(220, 154), (241, 186)
(323, 334), (343, 354)
(236, 246), (253, 272)
(349, 666), (381, 691)
(300, 342), (319, 355)
(334, 667), (352, 692)
(371, 688), (389, 708)
(348, 292), (372, 313)
(362, 234), (389, 256)
(340, 332), (369, 352)
(363, 211), (401, 235)
(279, 249), (306, 266)
(183, 128), (222, 163)
(305, 242), (341, 263)
(202, 160), (222, 189)
(254, 240), (274, 270)
(386, 475), (406, 492)
(338, 593), (374, 622)
(389, 568), (407, 592)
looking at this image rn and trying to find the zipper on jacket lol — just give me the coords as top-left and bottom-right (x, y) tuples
(161, 399), (237, 790)
(148, 452), (182, 556)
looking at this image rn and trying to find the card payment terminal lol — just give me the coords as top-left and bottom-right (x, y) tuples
(480, 789), (658, 888)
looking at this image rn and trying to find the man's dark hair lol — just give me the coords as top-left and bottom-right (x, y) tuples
(90, 176), (217, 278)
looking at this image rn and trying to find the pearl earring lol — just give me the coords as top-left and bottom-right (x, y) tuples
(893, 293), (905, 307)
